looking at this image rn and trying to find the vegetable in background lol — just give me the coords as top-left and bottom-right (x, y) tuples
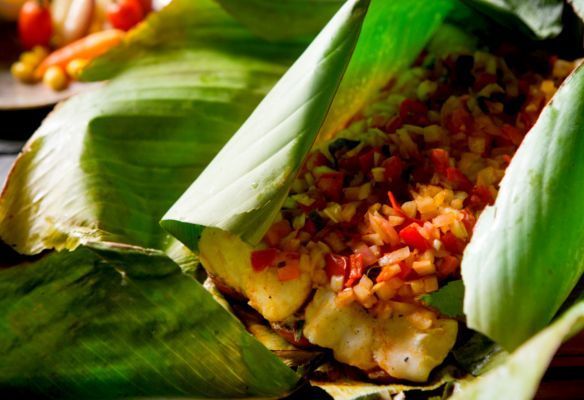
(18, 0), (52, 49)
(107, 0), (145, 31)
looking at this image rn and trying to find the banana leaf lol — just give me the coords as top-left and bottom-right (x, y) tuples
(215, 0), (344, 42)
(451, 297), (584, 399)
(462, 63), (584, 350)
(0, 247), (298, 398)
(0, 0), (302, 261)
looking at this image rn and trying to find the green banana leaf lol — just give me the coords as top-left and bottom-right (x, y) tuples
(461, 0), (564, 38)
(451, 297), (584, 400)
(0, 0), (301, 261)
(462, 63), (584, 350)
(161, 0), (455, 248)
(215, 0), (344, 42)
(0, 247), (298, 398)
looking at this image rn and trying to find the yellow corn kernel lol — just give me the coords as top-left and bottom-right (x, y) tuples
(322, 203), (342, 223)
(373, 281), (396, 301)
(43, 66), (68, 91)
(423, 276), (439, 293)
(292, 214), (306, 230)
(412, 260), (435, 276)
(10, 61), (35, 83)
(371, 167), (385, 182)
(401, 201), (417, 218)
(341, 202), (358, 222)
(451, 219), (469, 240)
(410, 279), (426, 295)
(469, 136), (487, 154)
(358, 182), (372, 200)
(417, 79), (438, 101)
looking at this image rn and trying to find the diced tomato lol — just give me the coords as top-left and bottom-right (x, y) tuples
(397, 261), (413, 280)
(316, 171), (344, 201)
(264, 220), (292, 247)
(430, 148), (450, 174)
(277, 261), (301, 281)
(383, 115), (403, 133)
(399, 224), (430, 251)
(473, 73), (497, 91)
(441, 232), (466, 254)
(469, 185), (494, 208)
(354, 243), (377, 267)
(325, 253), (349, 279)
(382, 156), (404, 181)
(400, 98), (429, 125)
(358, 148), (376, 173)
(461, 209), (476, 233)
(345, 253), (364, 287)
(501, 124), (524, 146)
(250, 248), (278, 272)
(437, 255), (460, 277)
(446, 107), (473, 134)
(446, 167), (473, 191)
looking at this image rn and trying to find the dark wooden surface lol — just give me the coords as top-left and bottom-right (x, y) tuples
(1, 107), (583, 399)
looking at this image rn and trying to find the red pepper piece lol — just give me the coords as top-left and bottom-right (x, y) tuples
(382, 156), (404, 182)
(446, 167), (473, 192)
(437, 255), (460, 277)
(400, 98), (429, 125)
(384, 115), (403, 133)
(501, 123), (524, 146)
(358, 148), (376, 173)
(316, 171), (345, 201)
(345, 253), (364, 287)
(469, 185), (495, 208)
(250, 248), (278, 272)
(473, 73), (497, 91)
(441, 232), (466, 254)
(397, 261), (414, 280)
(399, 224), (430, 251)
(430, 148), (450, 174)
(325, 253), (349, 280)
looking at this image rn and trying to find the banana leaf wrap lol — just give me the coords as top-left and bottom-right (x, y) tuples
(0, 0), (583, 399)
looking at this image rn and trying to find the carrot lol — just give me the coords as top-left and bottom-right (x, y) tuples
(35, 29), (125, 79)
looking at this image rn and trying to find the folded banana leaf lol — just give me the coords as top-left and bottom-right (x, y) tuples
(1, 0), (584, 399)
(0, 247), (298, 398)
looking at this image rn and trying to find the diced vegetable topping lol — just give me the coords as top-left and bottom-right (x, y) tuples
(249, 48), (574, 318)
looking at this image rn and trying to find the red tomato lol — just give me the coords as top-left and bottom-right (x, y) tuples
(445, 167), (473, 192)
(250, 248), (278, 272)
(382, 156), (404, 182)
(107, 0), (145, 31)
(399, 98), (429, 125)
(18, 1), (52, 49)
(316, 171), (344, 201)
(325, 253), (349, 280)
(399, 224), (430, 251)
(345, 253), (364, 287)
(429, 148), (450, 174)
(138, 0), (152, 12)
